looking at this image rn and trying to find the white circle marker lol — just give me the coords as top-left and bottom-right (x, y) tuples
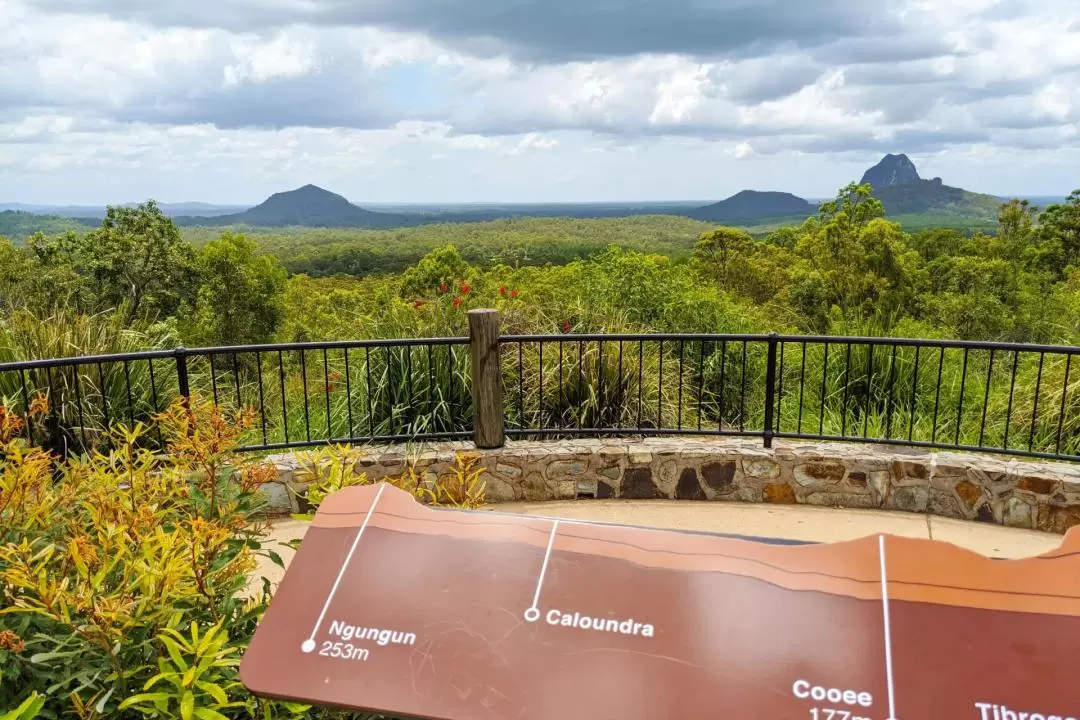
(301, 639), (316, 654)
(524, 608), (540, 623)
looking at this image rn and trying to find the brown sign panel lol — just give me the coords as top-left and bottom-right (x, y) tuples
(241, 483), (1080, 720)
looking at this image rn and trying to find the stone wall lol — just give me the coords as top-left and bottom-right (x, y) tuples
(262, 437), (1080, 534)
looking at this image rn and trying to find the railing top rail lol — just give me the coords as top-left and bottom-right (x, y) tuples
(501, 332), (1080, 355)
(3, 332), (1079, 374)
(0, 337), (471, 372)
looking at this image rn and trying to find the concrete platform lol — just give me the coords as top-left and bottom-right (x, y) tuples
(251, 500), (1067, 592)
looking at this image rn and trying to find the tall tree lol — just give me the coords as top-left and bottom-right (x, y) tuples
(186, 232), (287, 347)
(76, 201), (199, 323)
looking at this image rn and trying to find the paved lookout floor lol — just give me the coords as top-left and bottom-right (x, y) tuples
(253, 500), (1067, 591)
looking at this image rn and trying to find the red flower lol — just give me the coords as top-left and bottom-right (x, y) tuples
(458, 281), (472, 295)
(413, 299), (427, 309)
(452, 297), (463, 308)
(325, 383), (335, 392)
(329, 371), (343, 381)
(561, 320), (571, 333)
(499, 286), (507, 297)
(439, 282), (449, 294)
(510, 289), (519, 299)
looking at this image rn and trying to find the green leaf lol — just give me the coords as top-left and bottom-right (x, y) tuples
(28, 650), (75, 664)
(195, 681), (228, 706)
(118, 692), (171, 711)
(263, 549), (286, 569)
(180, 691), (195, 720)
(192, 709), (230, 720)
(0, 692), (45, 720)
(93, 686), (115, 714)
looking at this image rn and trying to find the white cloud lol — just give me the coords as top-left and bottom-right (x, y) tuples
(2, 0), (1080, 203)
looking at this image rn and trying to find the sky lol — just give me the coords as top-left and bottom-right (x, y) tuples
(2, 0), (1080, 205)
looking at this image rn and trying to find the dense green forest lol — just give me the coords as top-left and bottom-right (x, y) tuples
(1, 183), (1080, 456)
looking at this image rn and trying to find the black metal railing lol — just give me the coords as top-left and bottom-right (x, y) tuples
(1, 320), (1078, 462)
(0, 338), (472, 454)
(499, 332), (1080, 462)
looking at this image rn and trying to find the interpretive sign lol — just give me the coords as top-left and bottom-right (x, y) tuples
(241, 482), (1080, 720)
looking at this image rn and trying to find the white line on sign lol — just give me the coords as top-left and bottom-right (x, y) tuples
(879, 534), (898, 720)
(302, 483), (387, 653)
(524, 520), (559, 622)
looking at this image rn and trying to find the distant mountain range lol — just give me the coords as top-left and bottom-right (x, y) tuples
(0, 155), (1052, 234)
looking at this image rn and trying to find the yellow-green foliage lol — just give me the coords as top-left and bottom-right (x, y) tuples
(0, 397), (306, 719)
(293, 445), (487, 518)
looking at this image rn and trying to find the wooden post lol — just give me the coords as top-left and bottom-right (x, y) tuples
(468, 309), (504, 448)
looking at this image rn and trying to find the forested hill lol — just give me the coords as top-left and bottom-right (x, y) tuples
(0, 210), (94, 241)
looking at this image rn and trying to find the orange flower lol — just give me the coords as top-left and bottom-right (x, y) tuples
(458, 281), (472, 295)
(498, 286), (507, 297)
(561, 320), (571, 333)
(510, 289), (520, 299)
(325, 383), (335, 392)
(452, 297), (463, 308)
(0, 630), (25, 654)
(413, 299), (427, 309)
(439, 282), (449, 294)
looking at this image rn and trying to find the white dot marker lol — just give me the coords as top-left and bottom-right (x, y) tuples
(301, 639), (316, 654)
(524, 608), (540, 623)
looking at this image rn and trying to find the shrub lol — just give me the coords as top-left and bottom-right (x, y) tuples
(0, 396), (307, 719)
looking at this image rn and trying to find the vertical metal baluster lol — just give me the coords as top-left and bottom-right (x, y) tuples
(598, 340), (605, 429)
(323, 348), (332, 440)
(148, 359), (162, 448)
(884, 345), (897, 439)
(278, 350), (288, 445)
(978, 349), (995, 447)
(97, 363), (109, 433)
(233, 352), (242, 410)
(19, 369), (30, 440)
(385, 346), (394, 433)
(739, 341), (747, 432)
(559, 340), (565, 430)
(366, 346), (375, 438)
(931, 347), (945, 444)
(123, 360), (135, 426)
(344, 348), (354, 439)
(840, 345), (851, 438)
(718, 340), (727, 432)
(776, 341), (785, 434)
(955, 348), (969, 446)
(518, 342), (525, 430)
(908, 346), (920, 442)
(1004, 351), (1019, 449)
(636, 340), (644, 430)
(257, 351), (267, 445)
(697, 340), (705, 432)
(406, 345), (414, 432)
(428, 343), (434, 424)
(819, 343), (828, 436)
(616, 340), (624, 429)
(578, 339), (584, 429)
(210, 354), (219, 406)
(1029, 352), (1045, 452)
(863, 344), (874, 439)
(45, 366), (57, 427)
(73, 365), (87, 450)
(657, 339), (664, 429)
(538, 341), (544, 431)
(798, 341), (807, 435)
(300, 350), (311, 442)
(1054, 354), (1071, 455)
(677, 340), (684, 431)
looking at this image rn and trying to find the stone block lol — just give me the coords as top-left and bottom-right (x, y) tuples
(1004, 496), (1035, 529)
(847, 471), (867, 487)
(744, 459), (781, 479)
(763, 483), (796, 504)
(1017, 475), (1059, 496)
(495, 462), (523, 478)
(676, 468), (706, 501)
(621, 467), (663, 499)
(701, 461), (737, 492)
(547, 460), (587, 478)
(793, 461), (846, 487)
(889, 486), (929, 513)
(258, 482), (295, 516)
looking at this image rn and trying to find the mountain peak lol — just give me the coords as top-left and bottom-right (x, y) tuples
(860, 154), (921, 190)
